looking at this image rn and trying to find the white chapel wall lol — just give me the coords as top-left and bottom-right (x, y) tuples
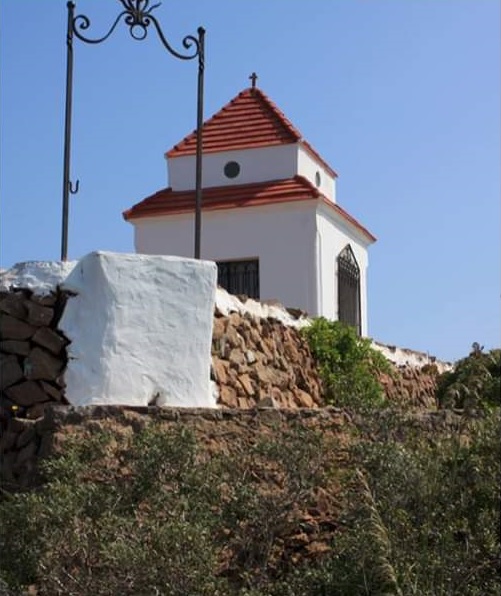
(134, 202), (318, 315)
(315, 206), (369, 336)
(297, 146), (336, 202)
(168, 144), (298, 191)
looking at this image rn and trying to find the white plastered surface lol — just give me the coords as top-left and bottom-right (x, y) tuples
(59, 252), (217, 407)
(0, 261), (76, 296)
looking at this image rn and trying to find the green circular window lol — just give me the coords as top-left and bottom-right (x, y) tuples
(315, 171), (321, 187)
(224, 161), (241, 179)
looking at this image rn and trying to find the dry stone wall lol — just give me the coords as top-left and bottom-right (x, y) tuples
(379, 365), (439, 409)
(1, 289), (69, 417)
(211, 307), (323, 409)
(1, 289), (70, 489)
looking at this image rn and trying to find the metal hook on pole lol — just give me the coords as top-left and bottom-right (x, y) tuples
(69, 179), (80, 194)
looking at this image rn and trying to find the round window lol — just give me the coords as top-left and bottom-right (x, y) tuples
(224, 161), (241, 179)
(315, 171), (321, 187)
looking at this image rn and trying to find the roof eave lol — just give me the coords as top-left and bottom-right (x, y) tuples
(319, 198), (376, 244)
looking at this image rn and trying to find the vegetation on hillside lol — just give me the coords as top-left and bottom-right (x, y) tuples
(1, 409), (499, 595)
(1, 339), (499, 595)
(436, 343), (500, 412)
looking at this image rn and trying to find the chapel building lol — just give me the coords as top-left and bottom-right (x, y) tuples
(123, 83), (376, 336)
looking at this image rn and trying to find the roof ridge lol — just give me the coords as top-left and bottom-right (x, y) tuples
(166, 87), (302, 158)
(250, 88), (302, 141)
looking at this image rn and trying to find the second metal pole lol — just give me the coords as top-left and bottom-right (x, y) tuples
(194, 27), (205, 259)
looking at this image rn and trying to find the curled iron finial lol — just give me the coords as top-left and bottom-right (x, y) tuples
(69, 179), (80, 194)
(73, 12), (126, 44)
(71, 0), (200, 60)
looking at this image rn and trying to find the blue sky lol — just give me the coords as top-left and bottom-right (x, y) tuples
(1, 0), (499, 361)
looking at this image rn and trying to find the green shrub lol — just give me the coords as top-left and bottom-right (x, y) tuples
(436, 343), (500, 411)
(0, 427), (227, 595)
(0, 422), (339, 596)
(303, 318), (392, 409)
(338, 411), (501, 596)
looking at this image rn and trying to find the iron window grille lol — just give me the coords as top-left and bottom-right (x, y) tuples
(217, 259), (260, 299)
(337, 245), (361, 335)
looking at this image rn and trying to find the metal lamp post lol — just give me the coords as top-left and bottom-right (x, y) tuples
(61, 0), (205, 261)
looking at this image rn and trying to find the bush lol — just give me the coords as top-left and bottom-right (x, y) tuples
(336, 411), (501, 595)
(0, 422), (340, 595)
(0, 427), (227, 596)
(1, 410), (498, 595)
(436, 343), (500, 411)
(303, 318), (392, 409)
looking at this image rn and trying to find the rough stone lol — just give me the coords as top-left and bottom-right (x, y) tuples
(24, 347), (63, 381)
(270, 387), (284, 404)
(245, 350), (256, 364)
(16, 423), (36, 449)
(228, 312), (242, 328)
(228, 348), (245, 368)
(251, 361), (277, 385)
(40, 381), (64, 402)
(294, 389), (315, 408)
(0, 428), (18, 452)
(0, 354), (24, 390)
(225, 325), (244, 350)
(32, 327), (67, 355)
(238, 373), (255, 397)
(5, 381), (49, 406)
(0, 451), (16, 481)
(257, 396), (279, 408)
(219, 385), (238, 408)
(5, 416), (27, 433)
(30, 292), (57, 307)
(212, 318), (226, 341)
(26, 403), (48, 420)
(0, 314), (36, 340)
(15, 440), (37, 468)
(25, 302), (54, 327)
(37, 431), (54, 457)
(0, 293), (28, 319)
(212, 358), (229, 385)
(0, 340), (31, 356)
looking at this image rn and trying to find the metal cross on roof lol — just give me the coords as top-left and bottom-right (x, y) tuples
(249, 72), (258, 88)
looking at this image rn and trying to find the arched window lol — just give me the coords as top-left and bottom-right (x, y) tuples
(337, 245), (361, 335)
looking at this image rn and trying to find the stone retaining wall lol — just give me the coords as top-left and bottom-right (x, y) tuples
(0, 404), (468, 492)
(211, 308), (322, 408)
(379, 365), (439, 409)
(1, 289), (69, 421)
(0, 289), (70, 489)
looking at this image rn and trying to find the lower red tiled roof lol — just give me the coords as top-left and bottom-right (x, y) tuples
(123, 176), (375, 242)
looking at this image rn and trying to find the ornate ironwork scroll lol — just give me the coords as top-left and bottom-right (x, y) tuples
(61, 0), (205, 260)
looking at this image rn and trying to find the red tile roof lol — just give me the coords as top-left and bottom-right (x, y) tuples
(123, 175), (375, 243)
(166, 87), (337, 178)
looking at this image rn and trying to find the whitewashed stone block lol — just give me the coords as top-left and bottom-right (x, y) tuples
(59, 251), (217, 408)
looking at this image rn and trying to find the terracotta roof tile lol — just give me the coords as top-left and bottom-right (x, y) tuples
(123, 176), (375, 242)
(166, 87), (337, 178)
